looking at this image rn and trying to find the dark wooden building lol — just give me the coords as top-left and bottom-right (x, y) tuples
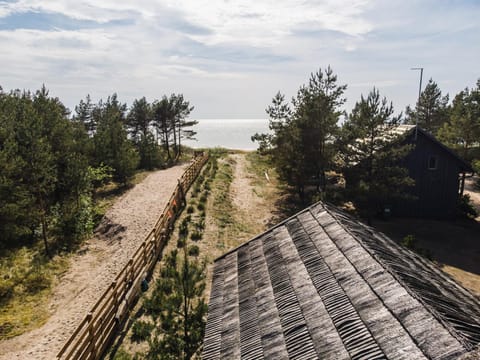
(202, 202), (480, 359)
(395, 125), (474, 218)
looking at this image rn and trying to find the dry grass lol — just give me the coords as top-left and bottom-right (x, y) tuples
(0, 247), (69, 339)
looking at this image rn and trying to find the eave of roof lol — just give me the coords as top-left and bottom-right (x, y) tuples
(203, 202), (480, 360)
(405, 125), (474, 173)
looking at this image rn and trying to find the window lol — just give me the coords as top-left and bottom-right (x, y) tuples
(428, 156), (437, 170)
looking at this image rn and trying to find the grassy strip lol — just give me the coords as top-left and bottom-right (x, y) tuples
(0, 246), (69, 339)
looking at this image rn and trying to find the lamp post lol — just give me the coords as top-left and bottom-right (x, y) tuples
(411, 67), (423, 140)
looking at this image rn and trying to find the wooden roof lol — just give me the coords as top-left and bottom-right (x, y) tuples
(203, 202), (480, 359)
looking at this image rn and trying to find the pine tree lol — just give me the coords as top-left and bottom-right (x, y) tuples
(253, 67), (346, 201)
(152, 94), (196, 162)
(140, 248), (207, 360)
(437, 80), (480, 160)
(93, 94), (139, 184)
(127, 97), (162, 169)
(74, 94), (95, 135)
(405, 78), (449, 135)
(0, 91), (35, 247)
(339, 88), (414, 224)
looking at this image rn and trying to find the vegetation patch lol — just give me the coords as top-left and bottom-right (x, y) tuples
(0, 247), (68, 339)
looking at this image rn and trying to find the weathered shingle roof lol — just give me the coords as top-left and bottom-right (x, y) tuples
(203, 202), (480, 359)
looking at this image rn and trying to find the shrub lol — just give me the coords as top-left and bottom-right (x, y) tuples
(177, 239), (185, 248)
(195, 220), (205, 231)
(400, 234), (433, 260)
(400, 234), (416, 249)
(199, 193), (208, 203)
(190, 231), (202, 241)
(188, 245), (200, 257)
(458, 194), (478, 219)
(187, 206), (194, 214)
(178, 222), (188, 237)
(197, 203), (205, 212)
(131, 320), (153, 342)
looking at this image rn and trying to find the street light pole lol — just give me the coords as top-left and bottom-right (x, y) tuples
(411, 67), (424, 140)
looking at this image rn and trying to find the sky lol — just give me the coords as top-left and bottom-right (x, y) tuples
(0, 0), (479, 119)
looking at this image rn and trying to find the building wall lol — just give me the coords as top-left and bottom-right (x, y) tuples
(394, 133), (462, 218)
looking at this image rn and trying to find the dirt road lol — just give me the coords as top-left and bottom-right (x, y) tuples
(0, 164), (186, 360)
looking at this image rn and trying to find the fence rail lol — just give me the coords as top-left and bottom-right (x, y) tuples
(56, 153), (209, 360)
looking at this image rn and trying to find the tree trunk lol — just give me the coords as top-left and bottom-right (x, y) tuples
(41, 211), (51, 258)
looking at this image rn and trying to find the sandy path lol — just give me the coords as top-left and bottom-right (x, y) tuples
(229, 153), (274, 233)
(464, 176), (480, 220)
(0, 164), (186, 360)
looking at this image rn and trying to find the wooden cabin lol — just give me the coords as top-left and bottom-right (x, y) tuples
(344, 125), (474, 219)
(202, 202), (480, 359)
(395, 125), (474, 218)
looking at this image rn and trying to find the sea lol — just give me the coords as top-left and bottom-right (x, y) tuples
(182, 118), (270, 151)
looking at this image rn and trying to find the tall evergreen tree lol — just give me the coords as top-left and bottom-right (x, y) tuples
(93, 94), (139, 184)
(253, 67), (346, 201)
(405, 78), (449, 135)
(0, 91), (36, 247)
(0, 86), (93, 254)
(152, 96), (175, 161)
(152, 94), (196, 162)
(169, 94), (195, 159)
(127, 97), (152, 142)
(339, 88), (414, 224)
(437, 80), (480, 160)
(127, 97), (161, 169)
(74, 94), (95, 135)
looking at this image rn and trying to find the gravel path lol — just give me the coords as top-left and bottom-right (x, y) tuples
(0, 164), (186, 360)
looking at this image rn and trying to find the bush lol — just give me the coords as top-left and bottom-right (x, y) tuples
(178, 222), (188, 237)
(131, 320), (153, 342)
(190, 231), (202, 241)
(458, 194), (478, 219)
(199, 193), (208, 203)
(197, 203), (205, 212)
(187, 206), (194, 214)
(195, 220), (205, 231)
(400, 234), (416, 249)
(400, 234), (433, 260)
(177, 239), (185, 248)
(188, 245), (200, 257)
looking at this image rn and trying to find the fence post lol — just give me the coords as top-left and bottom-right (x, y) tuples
(87, 312), (94, 359)
(178, 180), (186, 206)
(111, 281), (117, 309)
(143, 241), (147, 267)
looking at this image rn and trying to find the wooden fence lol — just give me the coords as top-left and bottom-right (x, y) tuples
(56, 153), (209, 360)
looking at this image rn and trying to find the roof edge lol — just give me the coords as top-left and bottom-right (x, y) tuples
(409, 126), (474, 173)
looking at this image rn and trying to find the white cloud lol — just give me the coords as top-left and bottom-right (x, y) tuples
(0, 0), (478, 118)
